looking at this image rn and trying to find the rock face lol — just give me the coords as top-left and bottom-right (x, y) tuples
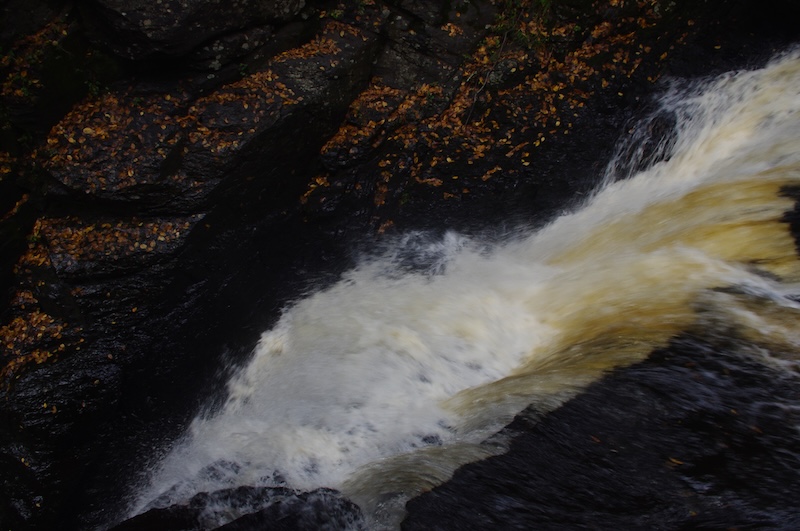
(43, 18), (380, 212)
(79, 0), (307, 60)
(1, 0), (799, 530)
(109, 486), (365, 530)
(403, 335), (800, 530)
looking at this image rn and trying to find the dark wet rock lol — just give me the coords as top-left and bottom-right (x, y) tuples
(78, 0), (307, 61)
(109, 486), (365, 530)
(0, 0), (67, 46)
(403, 334), (800, 530)
(374, 0), (496, 89)
(1, 352), (122, 530)
(41, 19), (380, 213)
(184, 25), (274, 72)
(0, 159), (37, 311)
(0, 10), (124, 140)
(40, 215), (203, 280)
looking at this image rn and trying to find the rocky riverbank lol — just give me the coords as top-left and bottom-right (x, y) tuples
(2, 1), (799, 529)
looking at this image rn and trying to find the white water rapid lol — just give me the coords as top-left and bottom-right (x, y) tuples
(130, 50), (800, 529)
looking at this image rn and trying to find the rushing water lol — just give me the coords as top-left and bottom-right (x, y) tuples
(128, 50), (800, 528)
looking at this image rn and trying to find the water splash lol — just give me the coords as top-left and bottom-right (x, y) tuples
(130, 49), (800, 529)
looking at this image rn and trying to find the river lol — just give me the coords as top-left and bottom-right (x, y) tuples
(122, 48), (800, 530)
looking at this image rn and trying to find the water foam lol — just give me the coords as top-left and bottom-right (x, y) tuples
(130, 50), (800, 528)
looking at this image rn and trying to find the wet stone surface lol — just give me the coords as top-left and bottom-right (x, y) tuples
(110, 486), (365, 531)
(402, 334), (800, 530)
(78, 0), (307, 61)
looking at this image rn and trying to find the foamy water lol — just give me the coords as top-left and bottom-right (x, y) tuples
(130, 50), (800, 528)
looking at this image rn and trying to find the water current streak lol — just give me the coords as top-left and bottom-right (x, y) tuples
(130, 50), (800, 529)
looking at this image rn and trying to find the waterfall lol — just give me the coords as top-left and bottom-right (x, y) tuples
(128, 49), (800, 529)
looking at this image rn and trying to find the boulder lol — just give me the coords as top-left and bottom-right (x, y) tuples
(41, 18), (379, 213)
(403, 335), (800, 529)
(109, 486), (364, 530)
(78, 0), (306, 60)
